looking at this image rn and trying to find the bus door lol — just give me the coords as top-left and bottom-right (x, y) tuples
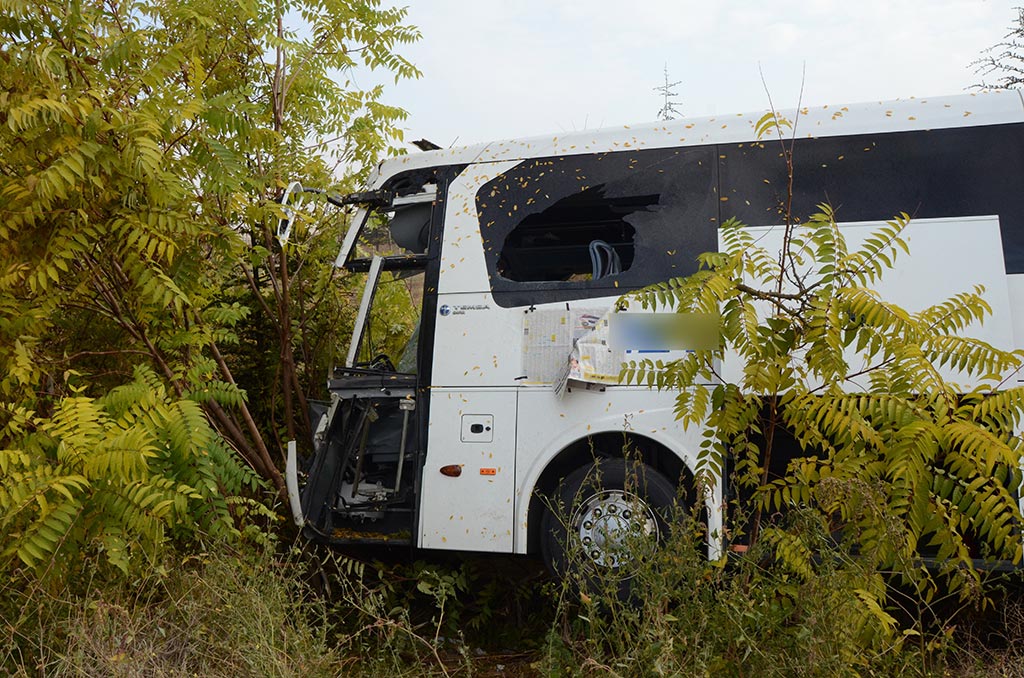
(292, 182), (436, 545)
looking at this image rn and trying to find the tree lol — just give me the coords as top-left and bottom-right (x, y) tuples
(204, 0), (420, 455)
(0, 366), (268, 583)
(654, 63), (683, 121)
(623, 115), (1024, 608)
(0, 0), (417, 581)
(973, 7), (1024, 89)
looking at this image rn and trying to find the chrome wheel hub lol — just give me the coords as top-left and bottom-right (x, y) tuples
(572, 490), (659, 569)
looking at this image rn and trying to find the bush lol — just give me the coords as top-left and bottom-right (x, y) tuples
(0, 366), (269, 587)
(540, 507), (947, 677)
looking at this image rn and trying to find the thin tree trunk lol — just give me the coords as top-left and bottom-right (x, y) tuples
(748, 395), (779, 549)
(209, 341), (286, 498)
(206, 398), (273, 481)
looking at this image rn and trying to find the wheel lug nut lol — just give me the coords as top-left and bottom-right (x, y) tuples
(583, 521), (592, 530)
(591, 550), (601, 559)
(608, 505), (617, 514)
(583, 536), (591, 545)
(623, 510), (631, 519)
(593, 508), (602, 517)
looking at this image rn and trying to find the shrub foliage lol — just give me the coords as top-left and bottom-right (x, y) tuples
(0, 366), (266, 583)
(623, 204), (1024, 606)
(0, 0), (418, 586)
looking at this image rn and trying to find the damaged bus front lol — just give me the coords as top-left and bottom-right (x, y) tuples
(287, 166), (451, 545)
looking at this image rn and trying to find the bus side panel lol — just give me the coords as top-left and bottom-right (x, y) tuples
(720, 216), (1015, 389)
(436, 160), (520, 296)
(418, 388), (517, 552)
(514, 386), (722, 556)
(1006, 273), (1024, 358)
(429, 292), (524, 387)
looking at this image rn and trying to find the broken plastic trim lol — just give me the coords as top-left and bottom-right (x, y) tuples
(277, 181), (303, 243)
(335, 207), (370, 269)
(345, 255), (385, 368)
(286, 440), (304, 527)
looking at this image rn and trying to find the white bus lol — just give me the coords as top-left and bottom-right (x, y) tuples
(286, 91), (1024, 574)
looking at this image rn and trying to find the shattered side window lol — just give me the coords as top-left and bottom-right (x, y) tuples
(476, 147), (718, 307)
(497, 187), (650, 282)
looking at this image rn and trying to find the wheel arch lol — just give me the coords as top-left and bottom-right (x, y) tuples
(524, 431), (695, 555)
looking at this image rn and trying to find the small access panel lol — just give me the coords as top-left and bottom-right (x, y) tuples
(461, 414), (494, 443)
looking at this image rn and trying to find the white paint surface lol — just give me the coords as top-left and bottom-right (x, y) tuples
(719, 215), (1016, 388)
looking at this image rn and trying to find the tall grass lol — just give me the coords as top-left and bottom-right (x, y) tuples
(2, 526), (1021, 676)
(0, 539), (546, 677)
(2, 542), (343, 677)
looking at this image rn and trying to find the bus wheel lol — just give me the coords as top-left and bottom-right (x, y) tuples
(540, 458), (677, 585)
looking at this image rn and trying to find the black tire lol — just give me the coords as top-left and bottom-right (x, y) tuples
(540, 458), (679, 589)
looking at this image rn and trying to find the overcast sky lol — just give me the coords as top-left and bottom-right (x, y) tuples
(353, 0), (1019, 149)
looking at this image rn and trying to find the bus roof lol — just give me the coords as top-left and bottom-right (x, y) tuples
(369, 90), (1024, 187)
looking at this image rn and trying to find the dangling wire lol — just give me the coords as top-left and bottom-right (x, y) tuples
(589, 240), (621, 279)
